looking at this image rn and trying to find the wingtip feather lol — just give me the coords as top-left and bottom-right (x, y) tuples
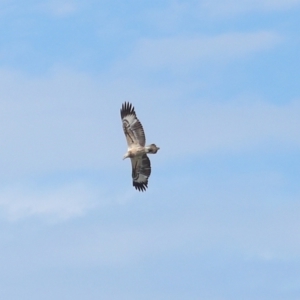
(120, 102), (136, 119)
(133, 181), (148, 192)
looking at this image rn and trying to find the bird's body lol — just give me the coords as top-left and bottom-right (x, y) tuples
(123, 145), (145, 159)
(123, 144), (159, 159)
(120, 102), (159, 191)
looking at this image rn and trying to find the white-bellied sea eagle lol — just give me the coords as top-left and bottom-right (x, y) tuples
(121, 102), (160, 192)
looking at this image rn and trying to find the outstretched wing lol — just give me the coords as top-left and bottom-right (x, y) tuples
(131, 154), (151, 192)
(120, 102), (146, 147)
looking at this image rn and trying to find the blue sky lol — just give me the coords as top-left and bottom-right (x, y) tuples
(0, 0), (300, 299)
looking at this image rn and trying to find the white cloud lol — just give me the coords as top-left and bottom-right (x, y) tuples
(37, 191), (300, 267)
(0, 181), (99, 221)
(0, 68), (124, 177)
(200, 0), (300, 16)
(0, 1), (78, 17)
(143, 98), (300, 161)
(120, 31), (282, 72)
(0, 67), (298, 178)
(142, 0), (300, 31)
(36, 0), (78, 17)
(142, 1), (191, 32)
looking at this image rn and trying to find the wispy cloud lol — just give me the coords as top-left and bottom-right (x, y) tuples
(0, 1), (298, 298)
(200, 0), (300, 16)
(0, 68), (124, 177)
(34, 188), (300, 266)
(140, 98), (300, 160)
(120, 31), (282, 72)
(0, 0), (79, 18)
(36, 0), (78, 17)
(0, 181), (99, 221)
(0, 67), (298, 178)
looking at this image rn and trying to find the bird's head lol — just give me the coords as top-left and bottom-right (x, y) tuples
(147, 144), (160, 154)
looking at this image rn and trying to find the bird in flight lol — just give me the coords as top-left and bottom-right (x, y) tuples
(120, 102), (160, 191)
